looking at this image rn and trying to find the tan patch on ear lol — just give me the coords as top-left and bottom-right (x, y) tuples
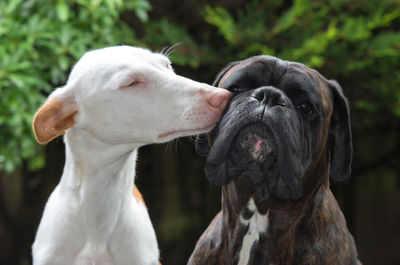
(32, 96), (77, 144)
(133, 185), (146, 206)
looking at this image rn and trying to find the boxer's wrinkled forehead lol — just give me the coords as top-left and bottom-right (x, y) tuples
(221, 62), (273, 90)
(218, 56), (288, 88)
(217, 57), (332, 115)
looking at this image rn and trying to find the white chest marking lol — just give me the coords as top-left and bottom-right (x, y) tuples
(237, 198), (269, 265)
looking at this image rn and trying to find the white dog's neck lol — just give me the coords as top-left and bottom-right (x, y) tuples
(60, 128), (140, 197)
(57, 128), (142, 244)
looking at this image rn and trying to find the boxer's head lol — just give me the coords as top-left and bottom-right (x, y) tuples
(196, 56), (352, 201)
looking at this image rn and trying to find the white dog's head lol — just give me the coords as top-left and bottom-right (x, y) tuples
(32, 46), (230, 145)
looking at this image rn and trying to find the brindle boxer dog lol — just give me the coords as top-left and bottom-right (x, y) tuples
(189, 55), (361, 265)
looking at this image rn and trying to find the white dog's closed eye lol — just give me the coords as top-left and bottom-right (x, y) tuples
(126, 80), (142, 87)
(31, 45), (230, 265)
(121, 77), (145, 89)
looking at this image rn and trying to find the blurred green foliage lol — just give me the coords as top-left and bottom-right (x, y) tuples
(145, 0), (400, 123)
(0, 0), (399, 173)
(218, 0), (400, 119)
(205, 0), (400, 117)
(0, 0), (150, 172)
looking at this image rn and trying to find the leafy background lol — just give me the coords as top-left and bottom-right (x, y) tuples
(0, 0), (399, 264)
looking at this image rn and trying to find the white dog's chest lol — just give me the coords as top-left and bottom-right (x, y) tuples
(33, 186), (159, 265)
(74, 246), (114, 265)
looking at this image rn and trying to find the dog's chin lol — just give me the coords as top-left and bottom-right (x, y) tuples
(206, 122), (305, 201)
(206, 123), (277, 186)
(206, 121), (305, 201)
(231, 124), (275, 163)
(227, 123), (277, 183)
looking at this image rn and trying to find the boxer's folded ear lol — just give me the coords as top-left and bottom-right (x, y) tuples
(204, 160), (230, 186)
(195, 61), (241, 157)
(328, 80), (353, 184)
(195, 134), (210, 157)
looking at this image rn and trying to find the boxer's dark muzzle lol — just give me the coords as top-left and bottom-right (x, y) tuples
(196, 55), (352, 201)
(203, 86), (307, 200)
(227, 123), (277, 187)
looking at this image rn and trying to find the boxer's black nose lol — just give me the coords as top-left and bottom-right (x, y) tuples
(252, 86), (286, 107)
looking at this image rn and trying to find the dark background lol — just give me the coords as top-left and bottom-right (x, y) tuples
(0, 0), (399, 264)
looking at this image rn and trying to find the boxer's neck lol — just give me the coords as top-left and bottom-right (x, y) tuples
(219, 158), (332, 264)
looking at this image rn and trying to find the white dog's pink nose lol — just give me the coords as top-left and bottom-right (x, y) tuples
(207, 88), (231, 109)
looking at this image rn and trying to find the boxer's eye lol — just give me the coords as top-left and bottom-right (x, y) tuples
(227, 84), (242, 93)
(297, 101), (313, 116)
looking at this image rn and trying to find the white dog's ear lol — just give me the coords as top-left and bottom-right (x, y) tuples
(32, 94), (77, 144)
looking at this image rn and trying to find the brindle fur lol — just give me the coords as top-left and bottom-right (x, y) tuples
(189, 56), (361, 265)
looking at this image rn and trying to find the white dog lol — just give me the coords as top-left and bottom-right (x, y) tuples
(31, 46), (230, 265)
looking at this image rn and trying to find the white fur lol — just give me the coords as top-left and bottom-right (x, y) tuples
(32, 46), (229, 265)
(238, 199), (269, 265)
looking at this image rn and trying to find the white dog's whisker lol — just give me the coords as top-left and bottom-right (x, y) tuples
(175, 105), (192, 132)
